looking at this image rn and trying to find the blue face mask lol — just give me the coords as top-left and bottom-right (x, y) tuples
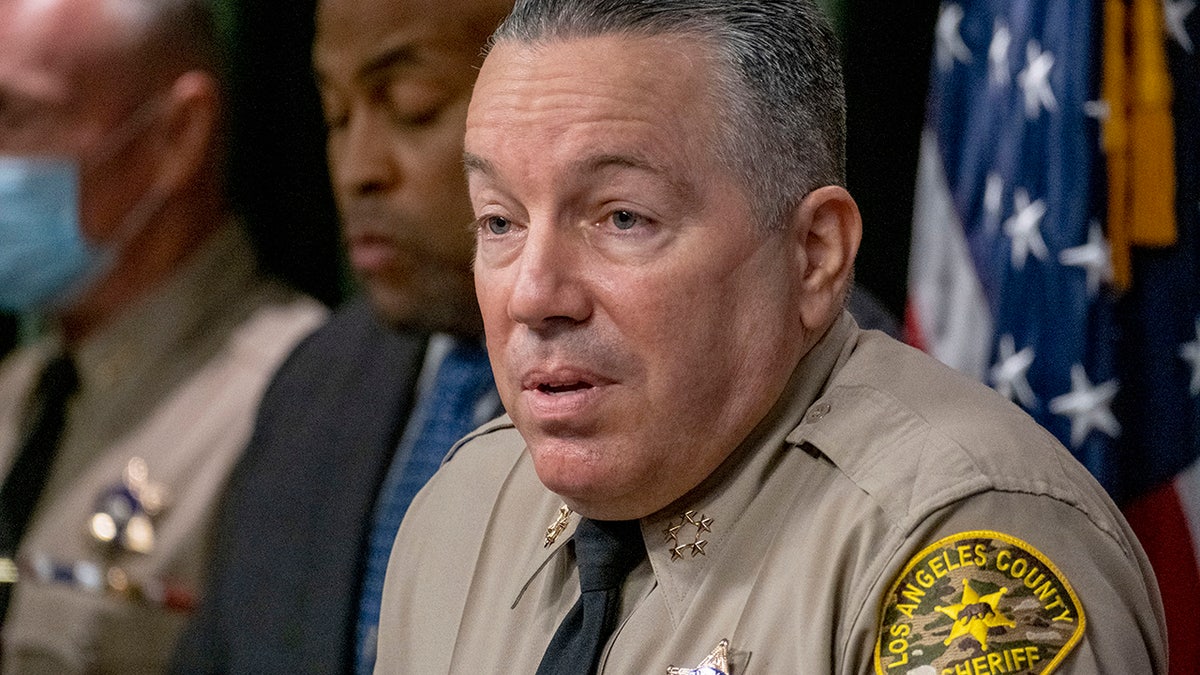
(0, 157), (104, 313)
(0, 95), (169, 315)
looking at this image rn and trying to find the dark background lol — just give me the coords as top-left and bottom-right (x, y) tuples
(843, 3), (939, 317)
(0, 2), (939, 358)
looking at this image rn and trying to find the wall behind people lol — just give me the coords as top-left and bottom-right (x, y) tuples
(222, 0), (343, 307)
(842, 2), (939, 317)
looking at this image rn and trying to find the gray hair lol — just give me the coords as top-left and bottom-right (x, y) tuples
(489, 0), (846, 230)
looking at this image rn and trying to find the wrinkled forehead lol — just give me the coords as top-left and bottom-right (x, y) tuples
(466, 34), (728, 154)
(464, 34), (741, 212)
(471, 33), (720, 112)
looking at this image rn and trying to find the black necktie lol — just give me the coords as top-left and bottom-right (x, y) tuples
(0, 354), (78, 618)
(536, 517), (646, 675)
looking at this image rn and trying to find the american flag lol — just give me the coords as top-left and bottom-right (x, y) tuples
(905, 1), (1199, 670)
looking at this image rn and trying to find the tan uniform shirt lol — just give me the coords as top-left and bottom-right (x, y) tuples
(377, 312), (1166, 674)
(0, 225), (326, 674)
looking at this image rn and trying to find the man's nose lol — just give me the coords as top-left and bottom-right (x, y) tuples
(505, 222), (592, 333)
(332, 107), (397, 197)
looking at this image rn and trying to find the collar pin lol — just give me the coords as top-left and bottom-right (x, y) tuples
(544, 505), (572, 547)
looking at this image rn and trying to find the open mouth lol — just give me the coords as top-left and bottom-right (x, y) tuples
(537, 381), (594, 394)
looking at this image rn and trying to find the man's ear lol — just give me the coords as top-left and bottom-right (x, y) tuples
(790, 185), (863, 329)
(150, 70), (221, 194)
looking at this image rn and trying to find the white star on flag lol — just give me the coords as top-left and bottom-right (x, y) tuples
(936, 3), (972, 71)
(1181, 318), (1200, 396)
(1165, 0), (1196, 53)
(1017, 40), (1058, 117)
(1049, 364), (1122, 447)
(1058, 221), (1113, 297)
(1083, 100), (1111, 121)
(1003, 188), (1049, 269)
(984, 172), (1004, 233)
(989, 19), (1012, 87)
(991, 334), (1038, 408)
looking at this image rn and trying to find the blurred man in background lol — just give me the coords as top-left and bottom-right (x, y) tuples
(0, 0), (326, 670)
(173, 0), (512, 671)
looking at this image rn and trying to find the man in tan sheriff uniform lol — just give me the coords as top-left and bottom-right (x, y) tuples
(375, 0), (1168, 673)
(0, 0), (325, 670)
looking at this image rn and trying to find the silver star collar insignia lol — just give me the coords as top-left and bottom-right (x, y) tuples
(664, 510), (713, 560)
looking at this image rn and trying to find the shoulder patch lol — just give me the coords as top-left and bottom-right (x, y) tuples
(874, 530), (1085, 674)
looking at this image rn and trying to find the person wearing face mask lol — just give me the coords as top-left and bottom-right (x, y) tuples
(1, 93), (174, 315)
(0, 0), (326, 671)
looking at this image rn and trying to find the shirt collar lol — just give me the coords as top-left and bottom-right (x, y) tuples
(68, 223), (258, 407)
(640, 311), (856, 623)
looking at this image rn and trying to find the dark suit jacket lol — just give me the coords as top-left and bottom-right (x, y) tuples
(173, 297), (426, 674)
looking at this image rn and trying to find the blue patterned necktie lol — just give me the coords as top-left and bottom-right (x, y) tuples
(355, 337), (495, 673)
(535, 518), (646, 675)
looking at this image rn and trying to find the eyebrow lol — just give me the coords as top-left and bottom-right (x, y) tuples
(463, 151), (699, 204)
(357, 43), (420, 82)
(315, 41), (421, 85)
(578, 153), (700, 204)
(462, 152), (493, 178)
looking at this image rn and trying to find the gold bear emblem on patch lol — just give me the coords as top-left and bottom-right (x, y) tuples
(874, 530), (1085, 674)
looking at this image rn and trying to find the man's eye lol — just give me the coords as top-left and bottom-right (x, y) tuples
(482, 216), (511, 235)
(391, 106), (441, 129)
(609, 210), (645, 231)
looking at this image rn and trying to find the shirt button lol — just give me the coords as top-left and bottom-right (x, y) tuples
(806, 402), (831, 423)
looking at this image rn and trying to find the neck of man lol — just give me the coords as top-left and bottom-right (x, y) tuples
(57, 182), (227, 345)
